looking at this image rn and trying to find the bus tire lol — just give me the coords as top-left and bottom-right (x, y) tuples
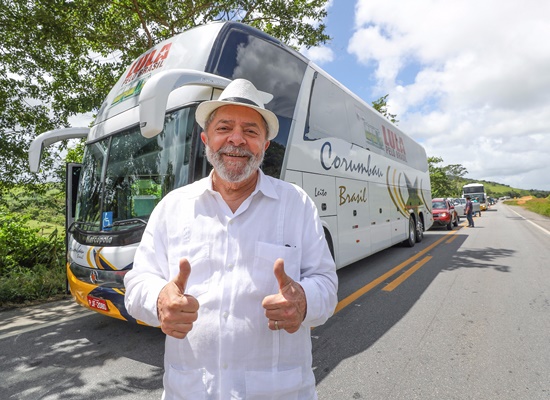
(415, 218), (424, 243)
(404, 217), (416, 247)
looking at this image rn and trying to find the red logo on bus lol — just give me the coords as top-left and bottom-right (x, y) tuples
(382, 126), (407, 162)
(123, 43), (172, 85)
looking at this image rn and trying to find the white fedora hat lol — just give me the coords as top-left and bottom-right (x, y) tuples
(195, 79), (279, 140)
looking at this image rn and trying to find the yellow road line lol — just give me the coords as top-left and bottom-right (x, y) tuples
(446, 235), (459, 244)
(382, 256), (433, 292)
(334, 230), (458, 314)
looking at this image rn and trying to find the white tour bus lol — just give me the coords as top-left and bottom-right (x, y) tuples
(462, 182), (487, 211)
(29, 22), (433, 322)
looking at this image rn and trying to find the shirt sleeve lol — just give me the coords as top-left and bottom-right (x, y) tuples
(124, 202), (170, 327)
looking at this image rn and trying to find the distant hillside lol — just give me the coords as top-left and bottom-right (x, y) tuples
(462, 178), (549, 199)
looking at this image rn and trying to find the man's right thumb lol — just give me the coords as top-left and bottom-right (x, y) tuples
(174, 258), (191, 293)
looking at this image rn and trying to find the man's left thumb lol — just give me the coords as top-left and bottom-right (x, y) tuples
(273, 258), (291, 290)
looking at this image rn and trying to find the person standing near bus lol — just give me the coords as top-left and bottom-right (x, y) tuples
(124, 79), (338, 399)
(465, 195), (475, 227)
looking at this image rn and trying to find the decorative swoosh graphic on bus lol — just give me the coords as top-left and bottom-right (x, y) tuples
(88, 286), (137, 323)
(386, 166), (426, 218)
(386, 167), (407, 218)
(86, 246), (131, 271)
(95, 247), (119, 270)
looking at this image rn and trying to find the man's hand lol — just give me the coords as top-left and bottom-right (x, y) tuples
(262, 258), (307, 334)
(157, 258), (199, 339)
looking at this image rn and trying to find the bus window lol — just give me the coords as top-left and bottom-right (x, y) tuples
(305, 74), (352, 143)
(208, 28), (306, 121)
(207, 27), (307, 177)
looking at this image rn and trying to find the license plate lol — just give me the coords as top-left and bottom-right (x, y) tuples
(87, 296), (109, 312)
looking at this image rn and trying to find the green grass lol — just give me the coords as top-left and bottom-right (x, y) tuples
(26, 220), (64, 236)
(1, 184), (67, 308)
(505, 197), (550, 218)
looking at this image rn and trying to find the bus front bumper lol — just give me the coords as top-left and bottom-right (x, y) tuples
(67, 263), (144, 324)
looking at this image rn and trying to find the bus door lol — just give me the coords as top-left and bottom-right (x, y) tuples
(368, 181), (393, 252)
(335, 177), (370, 266)
(66, 163), (81, 234)
(301, 172), (339, 251)
(65, 162), (81, 293)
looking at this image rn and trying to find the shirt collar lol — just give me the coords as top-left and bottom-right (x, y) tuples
(205, 169), (279, 200)
(254, 169), (279, 200)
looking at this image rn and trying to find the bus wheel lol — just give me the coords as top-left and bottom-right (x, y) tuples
(404, 217), (416, 247)
(415, 219), (424, 243)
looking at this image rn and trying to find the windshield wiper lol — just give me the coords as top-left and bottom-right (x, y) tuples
(107, 218), (148, 228)
(68, 221), (100, 233)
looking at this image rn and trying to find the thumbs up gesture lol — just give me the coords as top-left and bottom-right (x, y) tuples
(261, 258), (307, 334)
(157, 258), (199, 339)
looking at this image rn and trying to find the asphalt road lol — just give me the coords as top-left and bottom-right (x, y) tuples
(1, 202), (549, 399)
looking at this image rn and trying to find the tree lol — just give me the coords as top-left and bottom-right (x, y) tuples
(0, 0), (331, 191)
(428, 156), (468, 198)
(372, 94), (399, 124)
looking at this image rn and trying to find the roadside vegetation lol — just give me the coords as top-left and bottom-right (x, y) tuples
(503, 196), (550, 218)
(0, 185), (68, 309)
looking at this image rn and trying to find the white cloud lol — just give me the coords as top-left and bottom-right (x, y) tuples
(68, 112), (95, 128)
(346, 0), (550, 190)
(301, 45), (335, 64)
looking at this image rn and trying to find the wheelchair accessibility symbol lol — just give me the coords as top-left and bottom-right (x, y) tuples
(102, 211), (113, 231)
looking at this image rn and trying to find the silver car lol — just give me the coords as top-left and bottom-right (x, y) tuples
(452, 198), (466, 216)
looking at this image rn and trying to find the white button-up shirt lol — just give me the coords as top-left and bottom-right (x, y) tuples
(125, 170), (338, 399)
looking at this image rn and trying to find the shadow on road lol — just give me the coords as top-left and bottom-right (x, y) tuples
(1, 311), (165, 399)
(311, 229), (516, 384)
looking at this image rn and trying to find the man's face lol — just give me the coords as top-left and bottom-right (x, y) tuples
(201, 105), (270, 183)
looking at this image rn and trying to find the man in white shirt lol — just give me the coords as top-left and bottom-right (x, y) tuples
(124, 79), (338, 399)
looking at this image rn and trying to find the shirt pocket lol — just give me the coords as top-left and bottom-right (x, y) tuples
(171, 243), (212, 299)
(164, 366), (207, 400)
(253, 242), (301, 295)
(245, 367), (302, 399)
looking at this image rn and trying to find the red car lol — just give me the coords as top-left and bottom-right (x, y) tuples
(431, 198), (459, 230)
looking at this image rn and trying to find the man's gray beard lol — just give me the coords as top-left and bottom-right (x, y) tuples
(205, 144), (265, 183)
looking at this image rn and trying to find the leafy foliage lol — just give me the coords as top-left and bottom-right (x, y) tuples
(1, 0), (331, 190)
(428, 156), (468, 198)
(0, 211), (66, 306)
(372, 94), (399, 124)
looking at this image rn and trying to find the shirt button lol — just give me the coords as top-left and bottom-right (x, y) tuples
(227, 263), (234, 270)
(223, 363), (228, 369)
(223, 311), (229, 319)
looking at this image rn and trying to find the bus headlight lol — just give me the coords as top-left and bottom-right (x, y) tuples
(69, 263), (128, 288)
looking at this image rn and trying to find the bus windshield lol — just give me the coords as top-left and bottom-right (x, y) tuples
(75, 106), (198, 232)
(463, 185), (484, 194)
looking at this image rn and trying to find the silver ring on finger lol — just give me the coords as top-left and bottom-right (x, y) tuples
(274, 320), (279, 330)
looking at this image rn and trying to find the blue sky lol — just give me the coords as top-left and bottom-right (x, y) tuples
(300, 0), (550, 191)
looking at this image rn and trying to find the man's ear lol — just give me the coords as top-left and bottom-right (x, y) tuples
(200, 131), (208, 145)
(264, 140), (270, 151)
